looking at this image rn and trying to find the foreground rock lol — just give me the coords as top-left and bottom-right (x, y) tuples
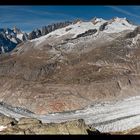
(0, 115), (17, 126)
(0, 116), (101, 135)
(0, 115), (139, 135)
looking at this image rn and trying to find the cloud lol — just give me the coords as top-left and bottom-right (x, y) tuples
(0, 6), (76, 20)
(107, 6), (140, 19)
(20, 8), (76, 19)
(0, 6), (77, 31)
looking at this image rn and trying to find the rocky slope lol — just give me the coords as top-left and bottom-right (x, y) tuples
(0, 17), (140, 134)
(0, 115), (101, 135)
(0, 113), (138, 135)
(0, 17), (138, 114)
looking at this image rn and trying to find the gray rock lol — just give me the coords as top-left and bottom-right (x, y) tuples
(125, 26), (140, 38)
(99, 22), (108, 31)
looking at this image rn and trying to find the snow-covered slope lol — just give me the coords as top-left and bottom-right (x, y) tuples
(31, 17), (136, 46)
(0, 17), (137, 54)
(104, 17), (136, 33)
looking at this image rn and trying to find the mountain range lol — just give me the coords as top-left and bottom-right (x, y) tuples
(0, 17), (136, 54)
(1, 17), (140, 134)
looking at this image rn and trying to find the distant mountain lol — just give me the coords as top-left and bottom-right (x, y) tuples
(0, 17), (137, 54)
(1, 17), (140, 134)
(27, 21), (72, 40)
(0, 27), (28, 53)
(0, 21), (72, 54)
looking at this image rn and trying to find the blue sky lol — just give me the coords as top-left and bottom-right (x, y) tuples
(0, 6), (140, 32)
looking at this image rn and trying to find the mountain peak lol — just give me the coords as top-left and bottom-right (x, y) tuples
(72, 19), (83, 24)
(110, 17), (133, 25)
(13, 26), (22, 34)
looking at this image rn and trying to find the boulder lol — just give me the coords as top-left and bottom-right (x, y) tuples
(0, 115), (17, 126)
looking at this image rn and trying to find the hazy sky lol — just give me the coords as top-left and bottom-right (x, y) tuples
(0, 6), (140, 32)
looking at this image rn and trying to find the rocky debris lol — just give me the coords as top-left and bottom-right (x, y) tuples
(18, 117), (42, 125)
(17, 117), (42, 130)
(0, 127), (25, 135)
(29, 119), (88, 135)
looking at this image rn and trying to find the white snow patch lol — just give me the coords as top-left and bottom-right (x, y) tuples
(0, 126), (7, 131)
(10, 38), (18, 44)
(104, 17), (136, 33)
(17, 33), (23, 41)
(31, 20), (106, 46)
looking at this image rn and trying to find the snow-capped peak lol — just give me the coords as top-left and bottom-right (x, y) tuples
(94, 17), (106, 23)
(13, 26), (22, 34)
(91, 17), (107, 25)
(31, 17), (136, 46)
(104, 17), (136, 33)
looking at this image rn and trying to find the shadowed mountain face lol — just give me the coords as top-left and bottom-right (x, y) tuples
(0, 27), (28, 53)
(0, 21), (73, 54)
(0, 17), (140, 115)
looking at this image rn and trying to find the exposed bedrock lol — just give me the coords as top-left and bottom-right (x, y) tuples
(0, 24), (140, 115)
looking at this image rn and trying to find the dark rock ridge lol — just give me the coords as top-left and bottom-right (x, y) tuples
(28, 31), (37, 40)
(28, 21), (72, 40)
(76, 29), (97, 38)
(99, 22), (108, 31)
(65, 29), (97, 42)
(125, 26), (140, 38)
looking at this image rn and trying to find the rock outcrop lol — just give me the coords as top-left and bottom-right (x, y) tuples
(40, 21), (72, 37)
(125, 26), (140, 38)
(0, 115), (101, 135)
